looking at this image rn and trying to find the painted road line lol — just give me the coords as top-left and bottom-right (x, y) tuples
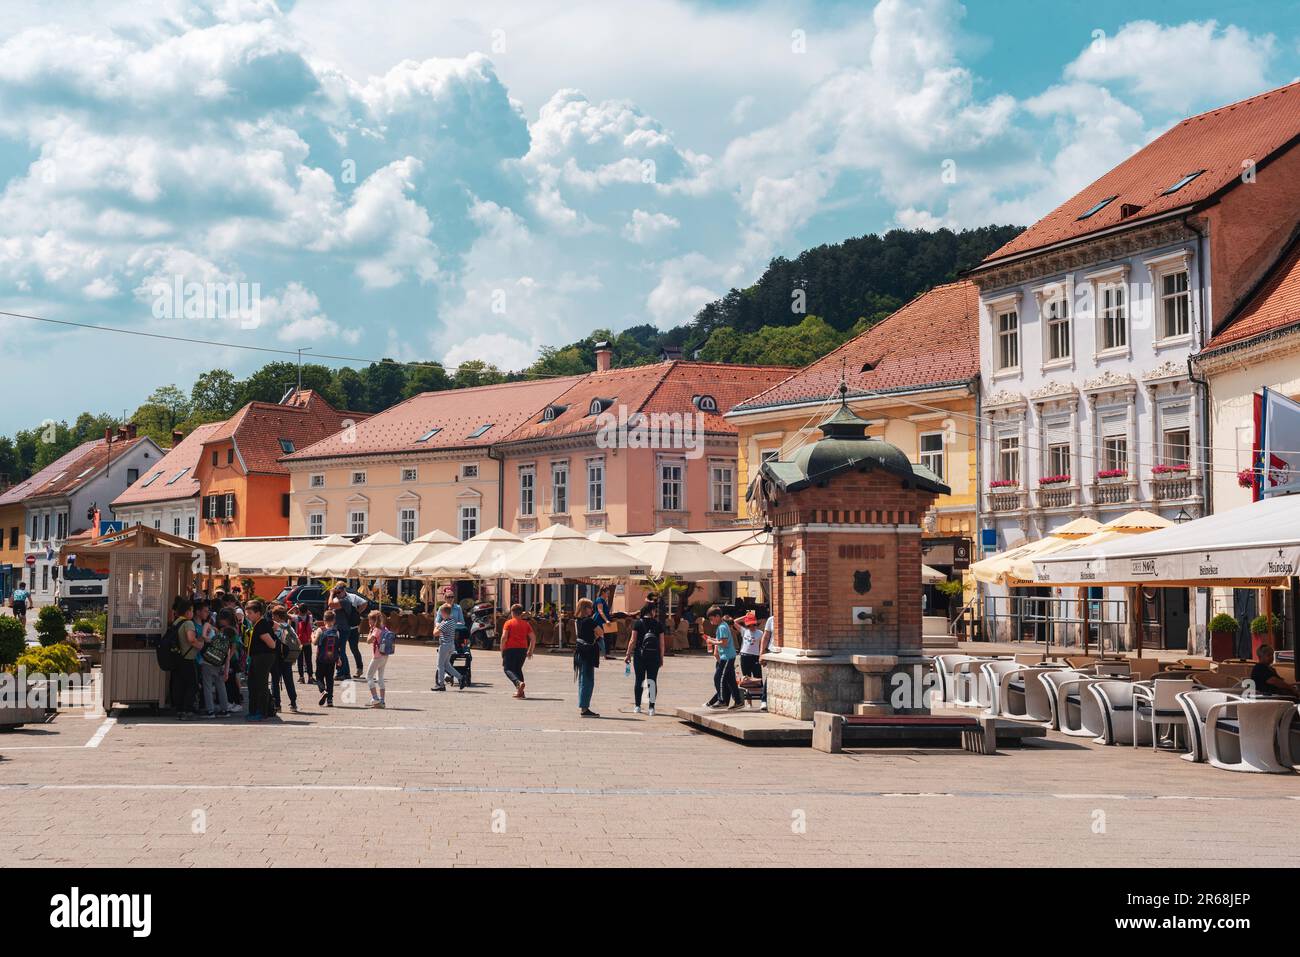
(85, 717), (116, 748)
(118, 721), (654, 736)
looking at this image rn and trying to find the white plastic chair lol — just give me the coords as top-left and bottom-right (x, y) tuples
(1133, 679), (1194, 751)
(1202, 699), (1297, 773)
(1039, 669), (1086, 730)
(980, 660), (1027, 716)
(951, 658), (993, 708)
(933, 654), (978, 704)
(1054, 675), (1108, 737)
(1089, 680), (1152, 746)
(996, 667), (1056, 722)
(1175, 690), (1245, 764)
(1093, 660), (1132, 678)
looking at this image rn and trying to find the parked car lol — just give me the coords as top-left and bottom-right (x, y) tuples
(273, 583), (401, 620)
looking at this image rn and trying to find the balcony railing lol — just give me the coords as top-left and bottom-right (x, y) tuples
(1036, 485), (1075, 509)
(1092, 478), (1133, 505)
(1151, 474), (1197, 501)
(987, 490), (1023, 513)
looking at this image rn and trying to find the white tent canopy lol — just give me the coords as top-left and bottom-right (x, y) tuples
(629, 527), (758, 581)
(722, 533), (773, 576)
(368, 529), (460, 577)
(587, 530), (629, 547)
(262, 535), (354, 577)
(1034, 496), (1300, 585)
(410, 527), (523, 579)
(308, 531), (406, 578)
(488, 524), (648, 580)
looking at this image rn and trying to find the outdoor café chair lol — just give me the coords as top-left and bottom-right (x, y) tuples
(1128, 658), (1162, 681)
(1193, 671), (1244, 691)
(933, 654), (979, 704)
(1133, 679), (1194, 751)
(951, 658), (993, 708)
(1089, 680), (1152, 746)
(1040, 669), (1090, 729)
(1065, 655), (1099, 670)
(1201, 698), (1297, 773)
(980, 660), (1027, 716)
(1175, 690), (1245, 764)
(1093, 660), (1132, 678)
(1054, 676), (1109, 737)
(997, 667), (1056, 722)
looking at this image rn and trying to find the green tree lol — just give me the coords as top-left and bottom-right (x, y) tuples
(190, 369), (239, 418)
(402, 362), (451, 398)
(145, 385), (191, 429)
(360, 360), (407, 413)
(452, 360), (505, 389)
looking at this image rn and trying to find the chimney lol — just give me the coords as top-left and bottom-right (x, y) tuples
(172, 430), (184, 446)
(125, 422), (138, 439)
(594, 341), (612, 373)
(104, 427), (113, 445)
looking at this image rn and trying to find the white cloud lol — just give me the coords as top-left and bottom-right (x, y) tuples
(622, 209), (679, 244)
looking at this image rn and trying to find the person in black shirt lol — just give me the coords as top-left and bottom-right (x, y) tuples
(625, 603), (665, 716)
(1249, 645), (1299, 699)
(573, 597), (601, 717)
(247, 600), (278, 721)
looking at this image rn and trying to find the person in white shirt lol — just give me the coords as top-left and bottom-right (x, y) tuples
(759, 614), (778, 711)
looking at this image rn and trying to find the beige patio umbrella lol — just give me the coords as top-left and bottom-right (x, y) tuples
(587, 530), (630, 547)
(485, 524), (648, 580)
(1004, 517), (1105, 583)
(307, 530), (406, 578)
(265, 534), (353, 577)
(921, 564), (947, 584)
(629, 527), (759, 581)
(722, 533), (773, 575)
(970, 516), (1103, 586)
(411, 526), (524, 578)
(369, 528), (460, 577)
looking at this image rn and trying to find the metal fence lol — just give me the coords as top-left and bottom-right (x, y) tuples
(979, 594), (1130, 653)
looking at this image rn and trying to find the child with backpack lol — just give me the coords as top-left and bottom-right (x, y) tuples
(366, 609), (395, 708)
(269, 605), (299, 714)
(291, 605), (314, 684)
(314, 610), (340, 707)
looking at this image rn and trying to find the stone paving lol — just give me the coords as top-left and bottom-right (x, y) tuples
(1, 643), (1297, 867)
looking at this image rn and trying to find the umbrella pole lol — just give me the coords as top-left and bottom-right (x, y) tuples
(1079, 586), (1090, 657)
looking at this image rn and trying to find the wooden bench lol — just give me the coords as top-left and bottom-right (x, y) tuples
(812, 712), (1044, 755)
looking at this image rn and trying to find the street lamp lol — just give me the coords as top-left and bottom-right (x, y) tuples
(1175, 508), (1192, 524)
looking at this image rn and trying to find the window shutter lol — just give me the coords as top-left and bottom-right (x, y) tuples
(1101, 412), (1127, 438)
(1044, 418), (1070, 446)
(281, 493), (290, 518)
(1161, 403), (1190, 431)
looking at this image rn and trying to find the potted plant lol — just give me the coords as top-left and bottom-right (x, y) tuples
(988, 479), (1016, 489)
(35, 605), (67, 647)
(1249, 613), (1281, 659)
(1152, 463), (1189, 475)
(1096, 468), (1126, 481)
(1038, 474), (1070, 486)
(1208, 612), (1238, 662)
(1237, 468), (1257, 489)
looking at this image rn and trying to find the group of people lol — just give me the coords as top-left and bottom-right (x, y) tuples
(702, 607), (776, 711)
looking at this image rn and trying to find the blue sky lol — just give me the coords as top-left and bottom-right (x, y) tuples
(1, 0), (1298, 434)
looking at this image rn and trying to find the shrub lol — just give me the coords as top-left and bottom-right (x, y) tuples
(1250, 614), (1281, 636)
(17, 642), (81, 675)
(935, 579), (965, 600)
(1208, 613), (1239, 633)
(397, 594), (419, 611)
(0, 615), (25, 668)
(35, 605), (67, 646)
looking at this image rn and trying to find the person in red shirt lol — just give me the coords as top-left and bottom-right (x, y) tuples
(499, 604), (536, 699)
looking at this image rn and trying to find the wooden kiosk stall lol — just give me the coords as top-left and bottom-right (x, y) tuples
(60, 525), (219, 715)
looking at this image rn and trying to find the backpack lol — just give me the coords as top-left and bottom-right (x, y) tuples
(156, 620), (184, 672)
(637, 619), (661, 656)
(379, 627), (396, 656)
(278, 623), (302, 662)
(202, 631), (230, 668)
(317, 628), (339, 663)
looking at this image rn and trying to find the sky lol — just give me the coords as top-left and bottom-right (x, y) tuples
(1, 0), (1299, 435)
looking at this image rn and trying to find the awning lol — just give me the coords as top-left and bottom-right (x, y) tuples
(970, 516), (1102, 585)
(1034, 497), (1300, 585)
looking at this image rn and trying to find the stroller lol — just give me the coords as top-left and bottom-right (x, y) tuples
(450, 626), (472, 688)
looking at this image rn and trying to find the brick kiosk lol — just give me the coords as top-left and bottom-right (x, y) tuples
(755, 385), (948, 720)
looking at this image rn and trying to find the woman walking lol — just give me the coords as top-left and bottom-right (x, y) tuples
(573, 597), (601, 717)
(625, 603), (664, 716)
(499, 604), (535, 699)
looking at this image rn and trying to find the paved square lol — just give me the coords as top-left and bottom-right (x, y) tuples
(1, 645), (1296, 867)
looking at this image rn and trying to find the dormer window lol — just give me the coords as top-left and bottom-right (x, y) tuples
(540, 404), (568, 423)
(1076, 196), (1116, 220)
(692, 395), (719, 413)
(588, 398), (614, 416)
(860, 362), (875, 373)
(415, 427), (441, 443)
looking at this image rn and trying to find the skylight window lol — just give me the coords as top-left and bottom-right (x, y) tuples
(1076, 196), (1116, 220)
(1161, 170), (1205, 195)
(140, 471), (163, 488)
(166, 467), (190, 485)
(415, 427), (442, 442)
(467, 423), (494, 439)
(278, 439), (295, 454)
(76, 466), (95, 479)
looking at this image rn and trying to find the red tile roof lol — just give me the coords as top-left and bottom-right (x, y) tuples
(207, 390), (367, 474)
(25, 436), (156, 500)
(0, 439), (102, 506)
(731, 281), (980, 413)
(981, 81), (1300, 266)
(111, 421), (225, 508)
(501, 361), (798, 444)
(282, 377), (582, 462)
(1204, 230), (1300, 352)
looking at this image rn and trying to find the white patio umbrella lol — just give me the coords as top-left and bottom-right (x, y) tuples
(366, 528), (460, 577)
(411, 527), (524, 578)
(264, 534), (353, 577)
(921, 564), (947, 584)
(309, 531), (406, 578)
(630, 527), (759, 581)
(722, 534), (773, 575)
(485, 524), (648, 580)
(587, 530), (630, 547)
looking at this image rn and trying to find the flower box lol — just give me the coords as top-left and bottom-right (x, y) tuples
(1096, 469), (1126, 480)
(1038, 474), (1071, 486)
(988, 480), (1017, 489)
(1238, 468), (1257, 489)
(1152, 464), (1190, 475)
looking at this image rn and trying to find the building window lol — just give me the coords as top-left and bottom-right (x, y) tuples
(998, 437), (1020, 484)
(223, 493), (235, 518)
(1100, 283), (1127, 351)
(519, 466), (535, 516)
(8, 527), (16, 549)
(996, 309), (1019, 370)
(205, 496), (219, 519)
(918, 432), (944, 481)
(1102, 437), (1128, 473)
(1045, 295), (1070, 362)
(467, 423), (494, 439)
(56, 512), (67, 541)
(351, 471), (366, 486)
(127, 468), (139, 483)
(173, 517), (181, 537)
(710, 462), (735, 513)
(459, 505), (478, 541)
(309, 474), (325, 488)
(401, 467), (418, 482)
(227, 448), (234, 465)
(187, 516), (196, 540)
(31, 516), (38, 541)
(1160, 271), (1190, 339)
(399, 508), (417, 543)
(586, 458), (605, 512)
(43, 514), (50, 540)
(1163, 428), (1191, 467)
(461, 463), (479, 480)
(348, 510), (367, 536)
(760, 449), (781, 465)
(278, 439), (295, 454)
(659, 460), (685, 511)
(551, 462), (568, 514)
(308, 512), (324, 537)
(211, 450), (218, 467)
(1047, 442), (1071, 478)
